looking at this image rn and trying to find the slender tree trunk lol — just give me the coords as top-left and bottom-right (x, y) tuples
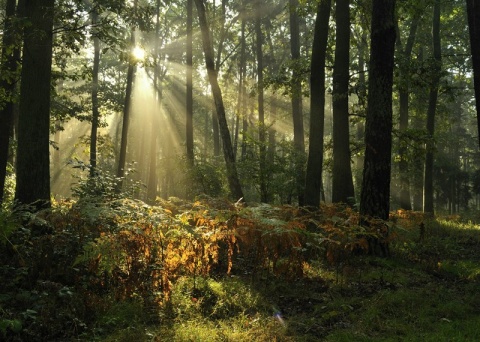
(0, 0), (21, 204)
(354, 31), (367, 197)
(412, 46), (425, 211)
(116, 27), (137, 191)
(255, 5), (268, 202)
(15, 0), (55, 209)
(186, 0), (194, 164)
(212, 107), (220, 156)
(241, 106), (248, 160)
(90, 7), (100, 177)
(265, 23), (278, 202)
(466, 0), (480, 150)
(424, 0), (441, 214)
(360, 0), (396, 222)
(147, 0), (161, 203)
(332, 0), (355, 205)
(289, 0), (305, 206)
(210, 0), (226, 158)
(304, 0), (331, 209)
(234, 11), (247, 160)
(396, 15), (420, 210)
(194, 0), (245, 202)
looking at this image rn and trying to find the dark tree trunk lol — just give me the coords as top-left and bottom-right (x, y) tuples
(186, 0), (194, 165)
(212, 107), (220, 156)
(466, 0), (480, 150)
(265, 15), (279, 199)
(360, 0), (396, 222)
(354, 31), (367, 196)
(240, 105), (248, 160)
(332, 0), (355, 205)
(289, 0), (305, 206)
(234, 9), (247, 160)
(424, 0), (441, 214)
(396, 15), (420, 210)
(304, 0), (331, 209)
(90, 7), (100, 177)
(412, 46), (425, 211)
(15, 0), (55, 209)
(116, 27), (137, 191)
(0, 0), (21, 204)
(194, 0), (245, 202)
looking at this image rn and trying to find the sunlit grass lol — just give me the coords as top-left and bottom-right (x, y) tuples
(58, 208), (480, 342)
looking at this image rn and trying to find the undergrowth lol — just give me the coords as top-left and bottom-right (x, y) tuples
(0, 195), (479, 341)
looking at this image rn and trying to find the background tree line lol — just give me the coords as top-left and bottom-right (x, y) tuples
(0, 0), (479, 219)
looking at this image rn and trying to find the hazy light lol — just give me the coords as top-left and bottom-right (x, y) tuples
(132, 46), (145, 62)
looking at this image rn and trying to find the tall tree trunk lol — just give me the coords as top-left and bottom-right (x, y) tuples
(289, 0), (305, 206)
(234, 10), (247, 160)
(354, 31), (367, 197)
(423, 0), (441, 214)
(186, 0), (194, 164)
(304, 0), (331, 209)
(116, 27), (137, 191)
(0, 0), (21, 204)
(332, 0), (355, 205)
(15, 0), (55, 209)
(90, 7), (100, 177)
(466, 0), (480, 150)
(212, 107), (220, 156)
(255, 4), (268, 202)
(210, 0), (226, 158)
(412, 46), (425, 211)
(194, 0), (245, 202)
(240, 105), (249, 160)
(147, 0), (161, 203)
(396, 15), (420, 210)
(360, 0), (396, 222)
(265, 15), (279, 197)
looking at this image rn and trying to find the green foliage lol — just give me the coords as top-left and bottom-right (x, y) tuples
(187, 159), (226, 198)
(70, 159), (144, 201)
(1, 162), (15, 209)
(1, 191), (479, 341)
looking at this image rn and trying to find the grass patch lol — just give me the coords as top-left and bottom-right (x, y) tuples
(3, 202), (480, 341)
(92, 215), (480, 341)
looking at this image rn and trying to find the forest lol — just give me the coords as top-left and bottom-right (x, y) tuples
(0, 0), (480, 340)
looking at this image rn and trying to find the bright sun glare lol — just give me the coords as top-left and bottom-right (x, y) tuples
(132, 46), (145, 61)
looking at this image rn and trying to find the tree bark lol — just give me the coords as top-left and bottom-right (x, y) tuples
(354, 31), (367, 197)
(423, 0), (441, 214)
(15, 0), (55, 209)
(255, 4), (268, 202)
(233, 12), (246, 160)
(332, 0), (355, 205)
(396, 14), (420, 210)
(360, 0), (396, 221)
(186, 0), (194, 165)
(466, 0), (480, 150)
(147, 0), (161, 203)
(116, 27), (137, 191)
(289, 0), (305, 206)
(304, 0), (331, 209)
(0, 0), (21, 204)
(194, 0), (245, 202)
(89, 6), (101, 177)
(359, 0), (396, 256)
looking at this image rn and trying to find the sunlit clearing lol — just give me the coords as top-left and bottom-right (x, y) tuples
(132, 46), (145, 62)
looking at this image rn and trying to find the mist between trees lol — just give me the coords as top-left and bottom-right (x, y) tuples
(1, 0), (480, 217)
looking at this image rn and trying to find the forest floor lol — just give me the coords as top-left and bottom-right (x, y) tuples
(1, 201), (480, 341)
(94, 212), (480, 342)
